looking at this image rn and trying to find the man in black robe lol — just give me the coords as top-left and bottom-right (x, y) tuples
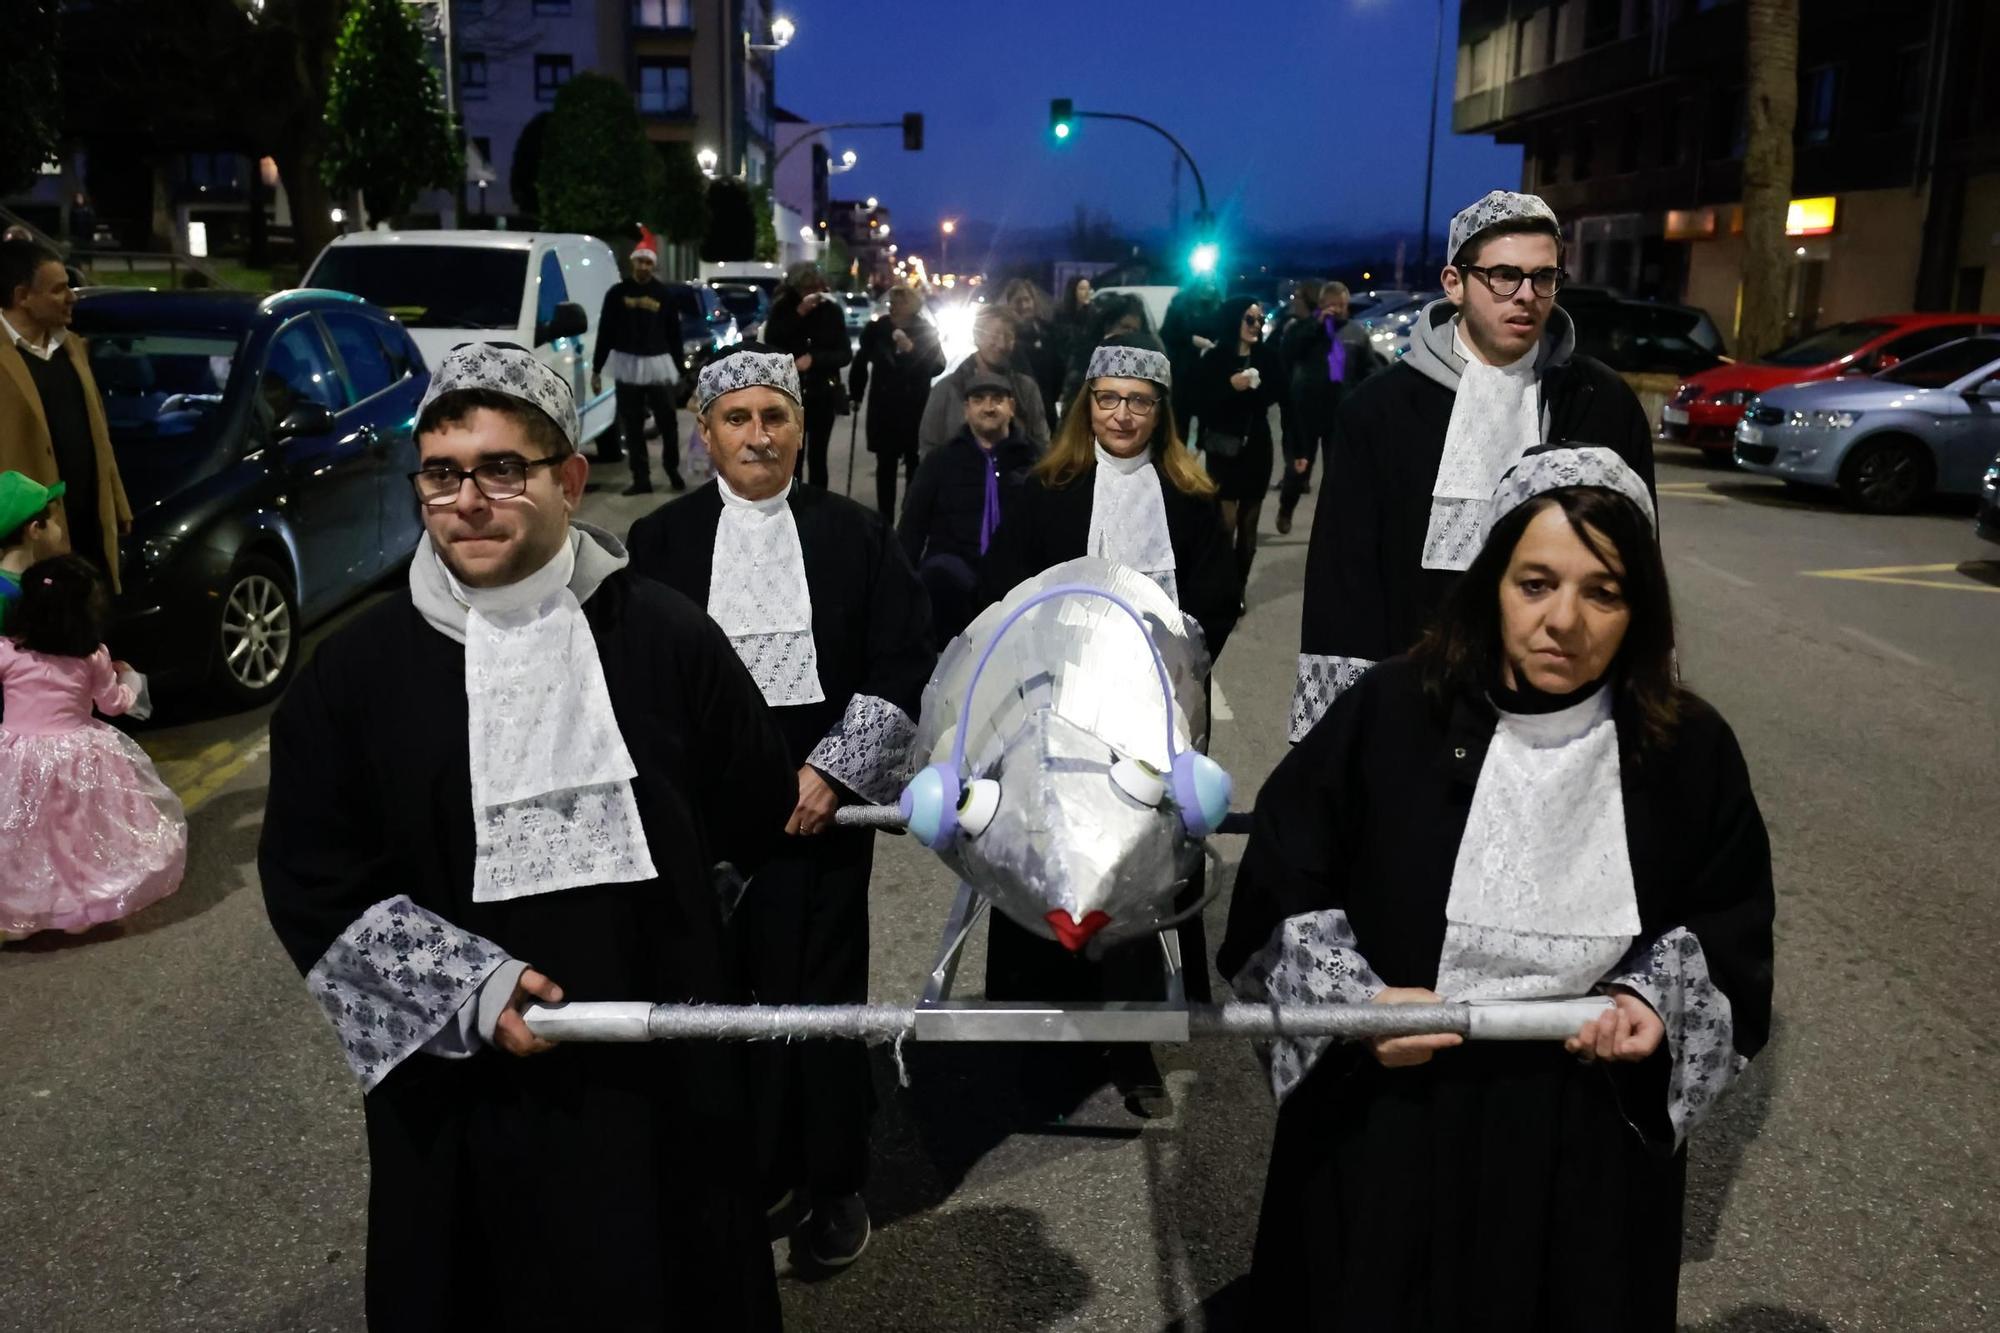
(259, 343), (796, 1332)
(1291, 190), (1656, 741)
(626, 343), (935, 1269)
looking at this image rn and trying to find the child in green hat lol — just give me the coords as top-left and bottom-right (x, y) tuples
(0, 471), (72, 632)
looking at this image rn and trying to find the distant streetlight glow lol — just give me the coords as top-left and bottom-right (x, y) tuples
(769, 15), (796, 47)
(866, 196), (879, 209)
(696, 146), (719, 177)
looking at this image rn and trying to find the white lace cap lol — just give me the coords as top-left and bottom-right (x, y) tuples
(1086, 344), (1171, 389)
(696, 347), (802, 414)
(419, 342), (580, 448)
(1447, 189), (1559, 263)
(1487, 445), (1657, 535)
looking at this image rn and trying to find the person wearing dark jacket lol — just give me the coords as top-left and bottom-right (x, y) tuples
(1190, 295), (1283, 589)
(850, 286), (946, 517)
(1291, 190), (1656, 743)
(761, 263), (853, 488)
(1221, 447), (1771, 1330)
(1003, 278), (1065, 432)
(590, 230), (684, 494)
(1159, 280), (1221, 440)
(975, 338), (1240, 1119)
(1275, 279), (1379, 533)
(898, 371), (1037, 644)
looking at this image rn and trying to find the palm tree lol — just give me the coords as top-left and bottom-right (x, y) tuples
(1736, 0), (1800, 359)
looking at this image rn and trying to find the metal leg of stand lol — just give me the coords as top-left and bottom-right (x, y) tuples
(921, 881), (990, 1008)
(1157, 928), (1186, 1007)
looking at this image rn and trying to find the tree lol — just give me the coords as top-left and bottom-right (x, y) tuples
(320, 0), (460, 222)
(749, 184), (779, 263)
(1736, 0), (1800, 360)
(537, 72), (652, 239)
(702, 176), (758, 262)
(652, 141), (709, 246)
(1, 2), (61, 198)
(510, 112), (550, 218)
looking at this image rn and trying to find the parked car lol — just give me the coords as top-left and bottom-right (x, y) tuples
(302, 229), (619, 446)
(73, 288), (429, 706)
(1977, 447), (2000, 546)
(841, 291), (875, 335)
(664, 282), (740, 377)
(1664, 313), (2000, 459)
(712, 281), (770, 340)
(1570, 298), (1729, 378)
(1360, 292), (1443, 360)
(1733, 334), (2000, 513)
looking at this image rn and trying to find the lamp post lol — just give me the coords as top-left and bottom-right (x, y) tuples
(941, 217), (956, 271)
(1417, 0), (1445, 274)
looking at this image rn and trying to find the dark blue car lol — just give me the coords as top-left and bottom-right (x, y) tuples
(73, 288), (429, 707)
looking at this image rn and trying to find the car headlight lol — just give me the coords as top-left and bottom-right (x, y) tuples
(1791, 409), (1862, 429)
(1982, 463), (1998, 489)
(1707, 388), (1750, 406)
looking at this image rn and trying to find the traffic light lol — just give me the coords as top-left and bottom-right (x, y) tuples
(1188, 241), (1220, 277)
(1050, 98), (1074, 141)
(902, 112), (924, 151)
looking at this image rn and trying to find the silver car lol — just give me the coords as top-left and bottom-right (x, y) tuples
(1733, 334), (2000, 513)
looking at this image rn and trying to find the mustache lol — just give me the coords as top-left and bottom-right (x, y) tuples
(741, 444), (782, 463)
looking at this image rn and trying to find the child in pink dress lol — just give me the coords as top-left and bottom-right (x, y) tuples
(0, 554), (186, 939)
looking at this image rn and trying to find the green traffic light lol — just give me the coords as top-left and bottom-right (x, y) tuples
(1054, 122), (1071, 140)
(1189, 242), (1219, 275)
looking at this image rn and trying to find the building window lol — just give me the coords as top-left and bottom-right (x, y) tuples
(1896, 46), (1927, 128)
(1574, 120), (1596, 180)
(534, 54), (573, 103)
(1468, 34), (1494, 92)
(186, 152), (244, 191)
(532, 0), (571, 14)
(1537, 128), (1562, 184)
(1545, 2), (1563, 66)
(746, 66), (772, 140)
(637, 58), (691, 116)
(631, 0), (690, 27)
(1800, 65), (1838, 146)
(1619, 109), (1644, 173)
(1584, 0), (1622, 48)
(458, 51), (487, 100)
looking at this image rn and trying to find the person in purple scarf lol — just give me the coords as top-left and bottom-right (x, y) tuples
(1276, 281), (1384, 534)
(897, 372), (1039, 647)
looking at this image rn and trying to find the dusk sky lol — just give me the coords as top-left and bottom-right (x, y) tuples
(778, 0), (1524, 251)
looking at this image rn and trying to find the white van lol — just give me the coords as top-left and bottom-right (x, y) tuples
(304, 230), (620, 445)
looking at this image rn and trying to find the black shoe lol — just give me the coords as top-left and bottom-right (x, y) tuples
(621, 482), (654, 496)
(666, 471), (686, 493)
(800, 1193), (870, 1268)
(1111, 1046), (1173, 1119)
(1275, 509), (1293, 536)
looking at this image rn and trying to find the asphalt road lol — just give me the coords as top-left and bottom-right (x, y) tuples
(3, 411), (1996, 1332)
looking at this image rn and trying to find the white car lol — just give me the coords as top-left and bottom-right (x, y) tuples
(303, 230), (620, 446)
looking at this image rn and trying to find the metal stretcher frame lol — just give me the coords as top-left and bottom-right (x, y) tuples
(520, 805), (1615, 1046)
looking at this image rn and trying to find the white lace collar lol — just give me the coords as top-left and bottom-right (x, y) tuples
(708, 475), (825, 706)
(1088, 442), (1178, 602)
(450, 532), (657, 902)
(1423, 320), (1546, 572)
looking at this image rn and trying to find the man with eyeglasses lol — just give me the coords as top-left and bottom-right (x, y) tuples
(259, 342), (797, 1331)
(626, 344), (935, 1272)
(1289, 190), (1655, 742)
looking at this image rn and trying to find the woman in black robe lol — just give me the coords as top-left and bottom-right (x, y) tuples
(1218, 445), (1774, 1331)
(976, 336), (1242, 1115)
(1188, 294), (1282, 590)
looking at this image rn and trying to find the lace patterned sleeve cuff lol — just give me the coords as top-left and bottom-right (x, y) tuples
(306, 896), (512, 1093)
(806, 693), (920, 805)
(1229, 909), (1386, 1105)
(1288, 654), (1374, 743)
(1603, 926), (1748, 1150)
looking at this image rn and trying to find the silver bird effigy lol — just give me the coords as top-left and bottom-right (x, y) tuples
(898, 557), (1231, 958)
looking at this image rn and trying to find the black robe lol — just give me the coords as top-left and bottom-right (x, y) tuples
(974, 461), (1242, 1007)
(626, 481), (935, 1197)
(259, 572), (797, 1333)
(1293, 308), (1655, 740)
(1217, 658), (1775, 1331)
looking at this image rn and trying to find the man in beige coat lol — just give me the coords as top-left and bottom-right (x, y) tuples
(0, 238), (130, 590)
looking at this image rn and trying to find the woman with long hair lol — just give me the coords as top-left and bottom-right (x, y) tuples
(1218, 445), (1774, 1330)
(1001, 278), (1063, 433)
(1189, 294), (1282, 592)
(975, 336), (1242, 1116)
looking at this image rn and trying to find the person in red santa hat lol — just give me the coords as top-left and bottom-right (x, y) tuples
(592, 225), (686, 495)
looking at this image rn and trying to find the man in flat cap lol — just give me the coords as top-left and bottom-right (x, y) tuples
(259, 342), (797, 1331)
(1290, 189), (1655, 740)
(627, 342), (935, 1270)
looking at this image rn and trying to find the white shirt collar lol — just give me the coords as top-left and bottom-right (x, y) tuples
(1094, 441), (1152, 475)
(716, 472), (793, 515)
(1, 311), (64, 361)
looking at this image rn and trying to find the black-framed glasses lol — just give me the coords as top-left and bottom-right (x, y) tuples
(409, 456), (566, 506)
(1091, 390), (1161, 416)
(1458, 264), (1566, 299)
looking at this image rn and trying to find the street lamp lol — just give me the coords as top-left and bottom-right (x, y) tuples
(866, 196), (879, 209)
(941, 217), (956, 270)
(748, 14), (796, 52)
(696, 147), (718, 178)
(827, 148), (858, 175)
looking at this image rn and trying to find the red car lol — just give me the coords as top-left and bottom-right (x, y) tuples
(1661, 313), (2000, 458)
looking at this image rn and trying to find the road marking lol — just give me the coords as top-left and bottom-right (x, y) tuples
(1678, 554), (1755, 589)
(1802, 563), (2000, 595)
(1211, 678), (1234, 723)
(142, 732), (272, 816)
(1657, 481), (1730, 504)
(1838, 625), (1927, 668)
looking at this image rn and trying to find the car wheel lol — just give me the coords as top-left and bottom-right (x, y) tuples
(212, 554), (299, 709)
(1837, 436), (1933, 514)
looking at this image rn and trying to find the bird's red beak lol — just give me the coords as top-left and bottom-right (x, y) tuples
(1045, 909), (1112, 952)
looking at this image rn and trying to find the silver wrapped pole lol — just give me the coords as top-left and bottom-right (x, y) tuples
(522, 998), (1611, 1044)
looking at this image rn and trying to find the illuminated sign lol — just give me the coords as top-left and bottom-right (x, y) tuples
(1786, 197), (1838, 237)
